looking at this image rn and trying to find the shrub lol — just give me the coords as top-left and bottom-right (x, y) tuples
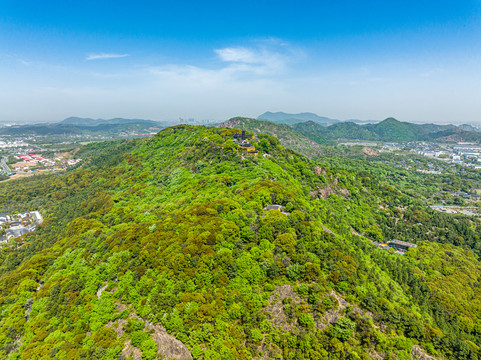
(131, 330), (150, 348)
(298, 313), (315, 328)
(331, 317), (355, 342)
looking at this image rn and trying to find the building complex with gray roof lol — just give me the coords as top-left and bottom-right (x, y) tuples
(0, 211), (43, 243)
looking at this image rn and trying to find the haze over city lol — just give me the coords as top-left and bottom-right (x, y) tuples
(1, 0), (481, 124)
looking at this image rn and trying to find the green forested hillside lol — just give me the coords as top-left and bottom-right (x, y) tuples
(0, 119), (163, 137)
(293, 118), (481, 143)
(220, 117), (333, 157)
(0, 126), (480, 360)
(294, 122), (377, 141)
(257, 112), (339, 126)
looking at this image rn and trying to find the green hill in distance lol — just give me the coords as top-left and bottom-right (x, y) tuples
(0, 117), (166, 137)
(257, 111), (340, 126)
(60, 117), (162, 127)
(0, 125), (480, 359)
(219, 116), (334, 158)
(294, 117), (481, 143)
(219, 117), (481, 162)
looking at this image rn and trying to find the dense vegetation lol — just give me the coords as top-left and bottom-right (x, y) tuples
(220, 117), (335, 157)
(0, 125), (480, 360)
(233, 113), (481, 144)
(257, 112), (481, 143)
(256, 112), (338, 126)
(293, 118), (481, 143)
(221, 117), (481, 163)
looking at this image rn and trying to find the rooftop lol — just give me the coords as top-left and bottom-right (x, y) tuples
(264, 205), (283, 211)
(389, 239), (418, 248)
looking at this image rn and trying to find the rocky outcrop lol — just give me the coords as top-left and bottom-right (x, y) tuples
(106, 308), (192, 360)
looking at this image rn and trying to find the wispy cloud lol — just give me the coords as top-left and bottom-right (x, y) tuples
(86, 53), (130, 61)
(145, 43), (299, 97)
(214, 46), (289, 76)
(215, 47), (261, 63)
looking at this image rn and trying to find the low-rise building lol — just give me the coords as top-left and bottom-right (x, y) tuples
(0, 213), (11, 223)
(6, 227), (29, 239)
(1, 210), (43, 241)
(264, 205), (283, 211)
(388, 239), (418, 252)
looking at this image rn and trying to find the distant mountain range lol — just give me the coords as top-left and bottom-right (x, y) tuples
(0, 117), (166, 136)
(60, 117), (161, 127)
(257, 111), (340, 126)
(257, 111), (480, 130)
(294, 118), (481, 142)
(220, 116), (481, 158)
(3, 113), (480, 144)
(257, 111), (378, 126)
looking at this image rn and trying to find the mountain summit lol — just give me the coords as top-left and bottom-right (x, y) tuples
(0, 125), (478, 359)
(257, 111), (340, 126)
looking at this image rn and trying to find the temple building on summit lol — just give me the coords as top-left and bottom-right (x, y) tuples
(233, 127), (259, 156)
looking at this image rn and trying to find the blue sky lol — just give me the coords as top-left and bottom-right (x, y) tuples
(1, 0), (481, 124)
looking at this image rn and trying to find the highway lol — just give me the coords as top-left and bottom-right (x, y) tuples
(0, 157), (11, 174)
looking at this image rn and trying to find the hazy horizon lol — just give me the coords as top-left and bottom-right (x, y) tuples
(1, 113), (479, 128)
(1, 1), (481, 125)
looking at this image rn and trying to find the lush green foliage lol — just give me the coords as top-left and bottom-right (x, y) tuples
(221, 117), (335, 157)
(0, 125), (479, 360)
(294, 118), (481, 143)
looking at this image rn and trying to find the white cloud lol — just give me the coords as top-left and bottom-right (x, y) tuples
(214, 46), (288, 76)
(215, 47), (260, 63)
(146, 45), (288, 89)
(86, 53), (130, 61)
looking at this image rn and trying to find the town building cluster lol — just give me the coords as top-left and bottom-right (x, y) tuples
(413, 143), (481, 168)
(364, 141), (481, 170)
(0, 139), (28, 148)
(6, 153), (82, 176)
(16, 153), (81, 167)
(0, 211), (43, 242)
(17, 153), (55, 165)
